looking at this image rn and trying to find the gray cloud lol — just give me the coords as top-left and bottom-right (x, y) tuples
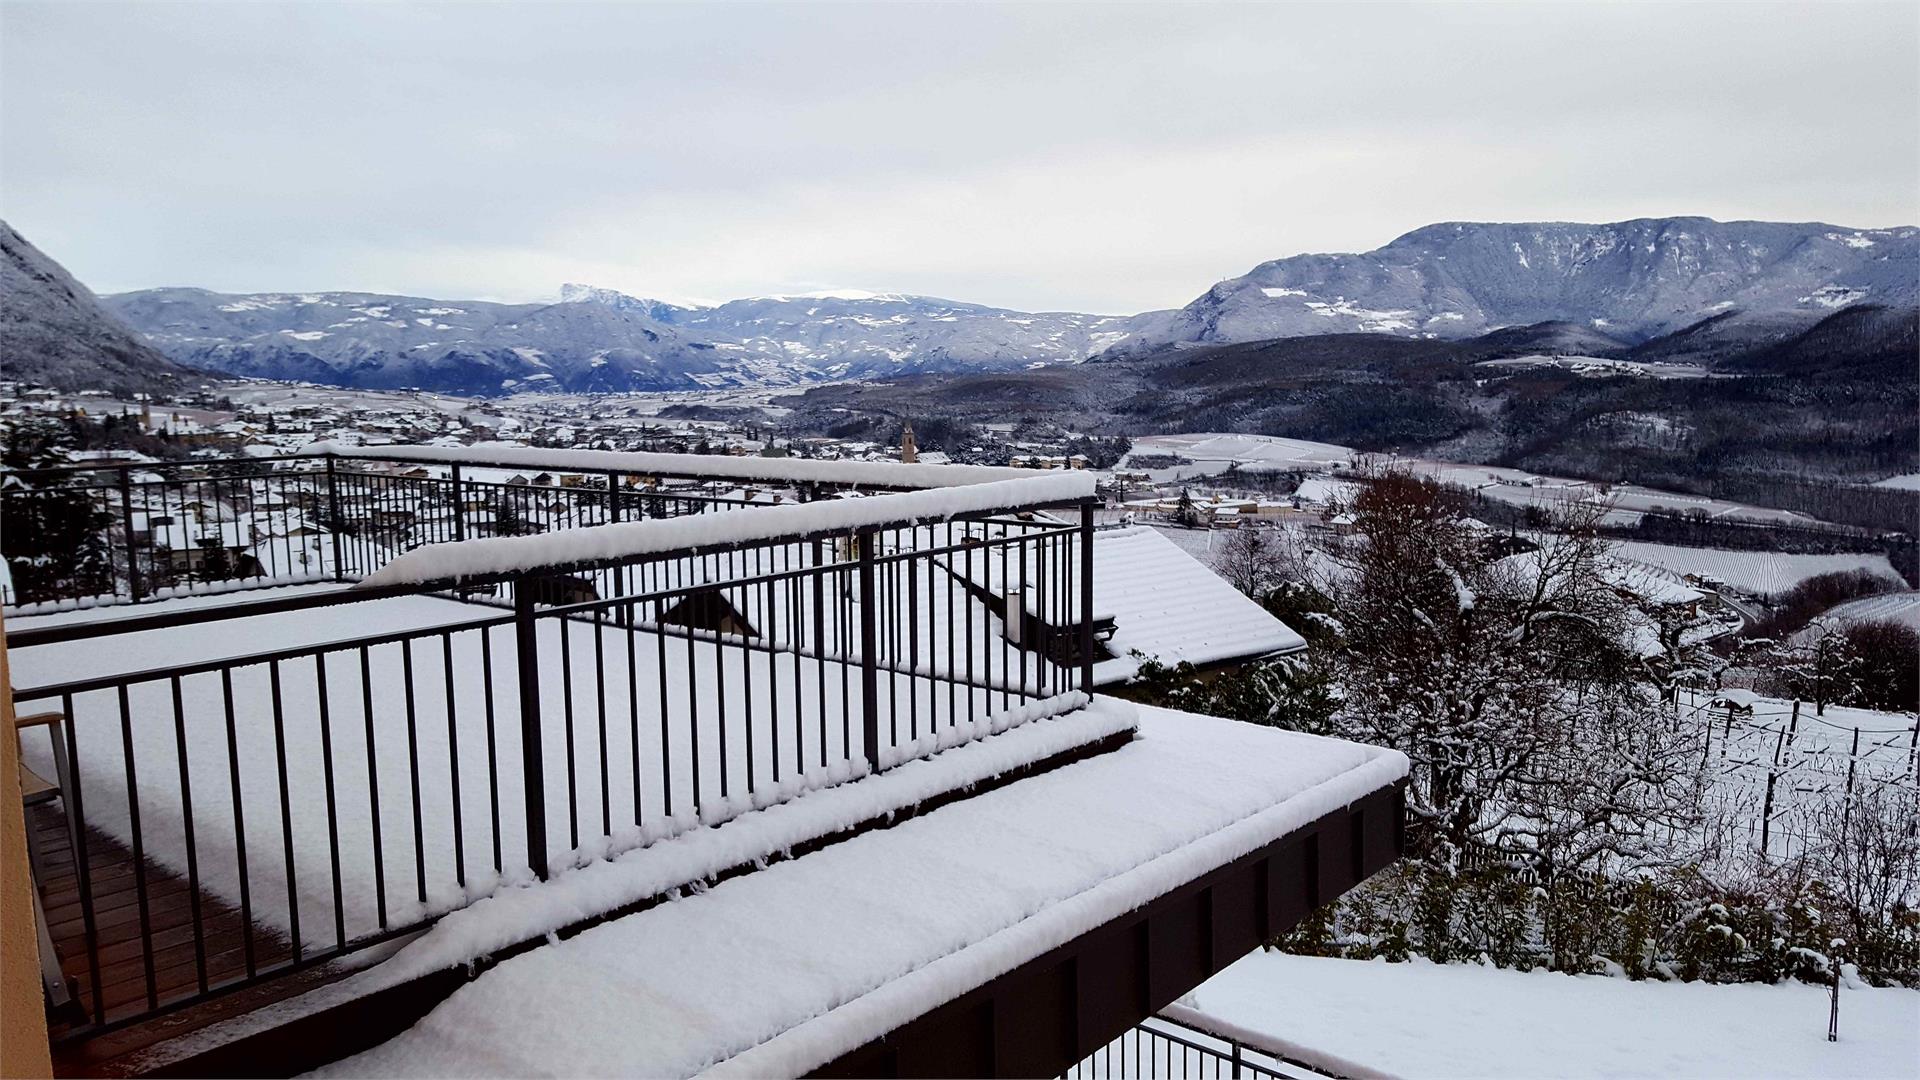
(3, 0), (1915, 313)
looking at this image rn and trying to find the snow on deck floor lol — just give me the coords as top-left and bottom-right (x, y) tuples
(1191, 951), (1920, 1080)
(316, 706), (1408, 1079)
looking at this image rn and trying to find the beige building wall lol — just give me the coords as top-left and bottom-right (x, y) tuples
(0, 611), (53, 1078)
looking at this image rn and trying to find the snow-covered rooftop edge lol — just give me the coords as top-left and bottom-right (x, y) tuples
(144, 697), (1139, 1070)
(300, 440), (1060, 490)
(359, 469), (1094, 587)
(703, 738), (1409, 1078)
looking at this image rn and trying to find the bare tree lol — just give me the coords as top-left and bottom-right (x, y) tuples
(1211, 526), (1288, 599)
(1319, 473), (1703, 878)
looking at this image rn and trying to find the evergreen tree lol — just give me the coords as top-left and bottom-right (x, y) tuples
(1, 419), (116, 603)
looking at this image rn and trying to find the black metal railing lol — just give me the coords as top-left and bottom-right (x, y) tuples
(1065, 1010), (1360, 1080)
(0, 452), (762, 610)
(7, 448), (1099, 1037)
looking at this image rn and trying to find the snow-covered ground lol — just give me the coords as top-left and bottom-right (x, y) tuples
(1795, 590), (1920, 639)
(1869, 473), (1920, 491)
(1121, 432), (1839, 529)
(1680, 689), (1917, 864)
(1191, 951), (1920, 1080)
(1608, 540), (1903, 599)
(316, 704), (1408, 1078)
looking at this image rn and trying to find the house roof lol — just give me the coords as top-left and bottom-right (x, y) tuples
(1088, 527), (1308, 681)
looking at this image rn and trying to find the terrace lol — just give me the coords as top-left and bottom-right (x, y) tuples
(3, 446), (1405, 1077)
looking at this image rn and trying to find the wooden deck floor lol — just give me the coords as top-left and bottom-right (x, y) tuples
(26, 800), (295, 1041)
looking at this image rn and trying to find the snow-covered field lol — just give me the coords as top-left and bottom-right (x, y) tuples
(1796, 590), (1920, 637)
(1120, 432), (1832, 529)
(1192, 952), (1920, 1079)
(1869, 473), (1920, 491)
(1608, 540), (1903, 598)
(1475, 354), (1717, 379)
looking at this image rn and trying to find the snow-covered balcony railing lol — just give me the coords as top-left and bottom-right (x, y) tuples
(2, 442), (1062, 613)
(7, 453), (1105, 1039)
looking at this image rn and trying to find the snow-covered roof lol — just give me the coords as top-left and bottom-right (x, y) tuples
(319, 703), (1407, 1079)
(1090, 527), (1306, 680)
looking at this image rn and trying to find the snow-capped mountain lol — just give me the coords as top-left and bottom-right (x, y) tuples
(1106, 218), (1919, 357)
(0, 221), (198, 394)
(626, 290), (1141, 380)
(103, 285), (1144, 393)
(102, 288), (803, 395)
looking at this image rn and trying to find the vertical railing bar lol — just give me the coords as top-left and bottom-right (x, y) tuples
(742, 581), (756, 798)
(118, 466), (144, 601)
(218, 674), (256, 979)
(687, 609), (702, 816)
(593, 607), (610, 838)
(325, 454), (344, 582)
(1081, 499), (1096, 695)
(168, 675), (209, 993)
(560, 615), (579, 851)
(268, 661), (302, 964)
(514, 587), (550, 880)
(480, 630), (502, 875)
(359, 646), (389, 929)
(812, 543), (826, 770)
(715, 595), (729, 802)
(857, 527), (881, 772)
(118, 684), (159, 1008)
(314, 653), (347, 950)
(765, 575), (779, 785)
(401, 639), (427, 905)
(656, 598), (673, 820)
(443, 634), (468, 890)
(626, 600), (642, 828)
(63, 690), (106, 1023)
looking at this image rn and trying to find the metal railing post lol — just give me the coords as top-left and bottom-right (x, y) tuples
(857, 527), (881, 772)
(605, 471), (624, 618)
(324, 454), (345, 581)
(118, 466), (144, 601)
(1080, 498), (1096, 695)
(515, 585), (550, 879)
(451, 463), (466, 542)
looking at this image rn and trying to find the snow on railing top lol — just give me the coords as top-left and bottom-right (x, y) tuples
(302, 441), (1049, 490)
(359, 469), (1095, 587)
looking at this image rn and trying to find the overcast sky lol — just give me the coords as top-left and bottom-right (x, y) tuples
(3, 1), (1915, 313)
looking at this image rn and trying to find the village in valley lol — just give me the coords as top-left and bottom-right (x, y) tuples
(4, 378), (1917, 1077)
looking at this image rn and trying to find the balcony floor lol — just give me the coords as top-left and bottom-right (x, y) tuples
(28, 800), (295, 1039)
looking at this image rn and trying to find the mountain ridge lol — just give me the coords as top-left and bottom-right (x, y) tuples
(0, 221), (199, 394)
(1105, 216), (1918, 357)
(48, 214), (1920, 395)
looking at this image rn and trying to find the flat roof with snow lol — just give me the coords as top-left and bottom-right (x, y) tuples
(314, 704), (1406, 1078)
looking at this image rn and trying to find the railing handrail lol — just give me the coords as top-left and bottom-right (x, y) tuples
(302, 441), (1063, 491)
(357, 472), (1095, 589)
(1154, 1004), (1401, 1080)
(1, 442), (1057, 490)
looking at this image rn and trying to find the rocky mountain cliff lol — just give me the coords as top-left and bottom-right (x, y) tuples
(0, 221), (198, 394)
(1107, 217), (1919, 357)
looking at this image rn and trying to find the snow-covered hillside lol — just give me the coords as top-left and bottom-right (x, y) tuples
(102, 284), (1146, 394)
(1109, 217), (1920, 355)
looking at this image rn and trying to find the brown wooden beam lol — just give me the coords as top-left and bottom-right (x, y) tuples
(809, 780), (1406, 1079)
